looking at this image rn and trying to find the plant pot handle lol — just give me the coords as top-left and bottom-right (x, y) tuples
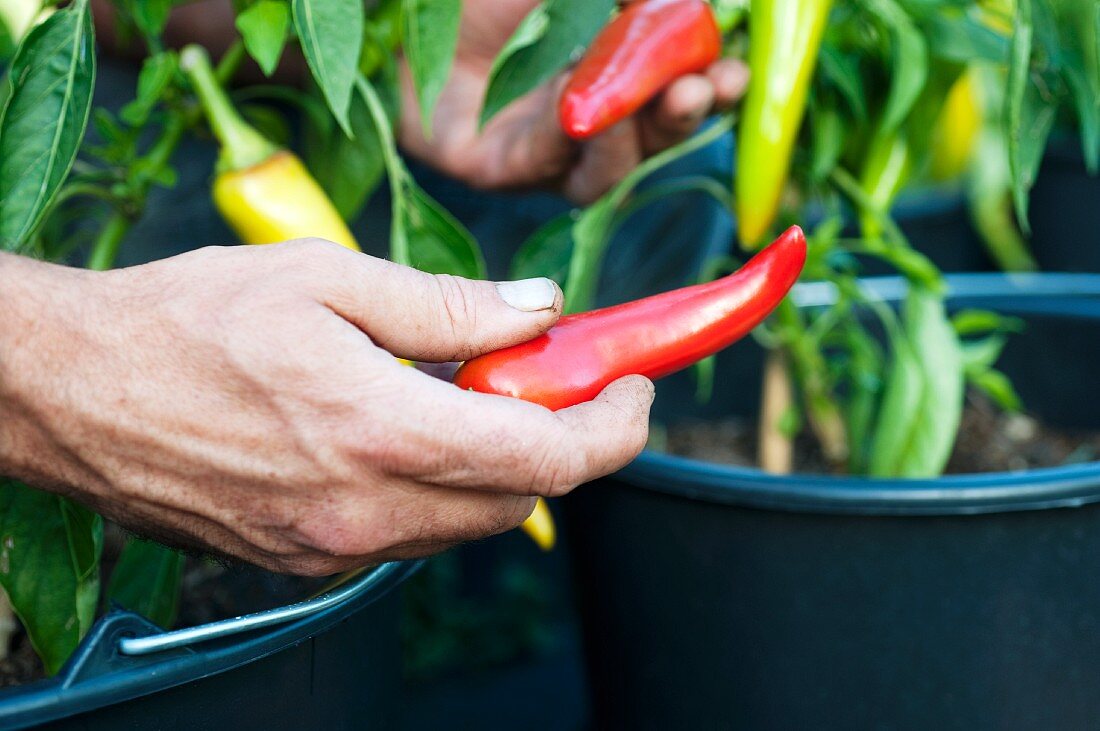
(117, 560), (421, 656)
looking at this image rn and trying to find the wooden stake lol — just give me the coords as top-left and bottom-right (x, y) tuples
(0, 588), (15, 661)
(758, 350), (794, 474)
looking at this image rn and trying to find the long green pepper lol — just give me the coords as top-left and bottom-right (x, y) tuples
(735, 0), (832, 249)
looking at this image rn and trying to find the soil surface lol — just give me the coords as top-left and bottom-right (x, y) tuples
(660, 392), (1100, 474)
(0, 634), (42, 690)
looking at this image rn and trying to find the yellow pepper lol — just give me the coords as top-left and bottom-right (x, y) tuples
(183, 45), (551, 551)
(929, 69), (981, 183)
(521, 498), (556, 551)
(180, 45), (359, 251)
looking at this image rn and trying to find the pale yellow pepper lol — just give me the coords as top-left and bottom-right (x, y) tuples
(181, 45), (359, 251)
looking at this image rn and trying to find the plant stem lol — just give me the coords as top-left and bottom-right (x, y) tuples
(564, 116), (735, 312)
(829, 166), (914, 247)
(85, 42), (246, 271)
(357, 75), (410, 266)
(774, 298), (849, 464)
(180, 44), (277, 172)
(0, 588), (14, 662)
(87, 214), (131, 271)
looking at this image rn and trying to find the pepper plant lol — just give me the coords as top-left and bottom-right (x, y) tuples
(0, 0), (1093, 677)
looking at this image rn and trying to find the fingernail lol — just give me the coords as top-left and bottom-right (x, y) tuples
(496, 278), (558, 312)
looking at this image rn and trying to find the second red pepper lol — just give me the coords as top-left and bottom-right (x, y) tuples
(453, 226), (807, 410)
(559, 0), (721, 140)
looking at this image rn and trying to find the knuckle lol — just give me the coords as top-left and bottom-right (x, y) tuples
(432, 274), (478, 352)
(527, 431), (585, 497)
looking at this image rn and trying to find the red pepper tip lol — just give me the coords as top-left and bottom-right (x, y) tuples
(559, 97), (597, 140)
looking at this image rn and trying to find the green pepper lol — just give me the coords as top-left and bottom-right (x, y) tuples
(735, 0), (832, 249)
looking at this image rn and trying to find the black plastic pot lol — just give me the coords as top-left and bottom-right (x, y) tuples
(565, 274), (1100, 730)
(0, 562), (418, 730)
(1029, 140), (1100, 272)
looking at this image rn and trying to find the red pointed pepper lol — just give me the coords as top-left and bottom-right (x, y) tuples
(559, 0), (721, 140)
(453, 226), (807, 411)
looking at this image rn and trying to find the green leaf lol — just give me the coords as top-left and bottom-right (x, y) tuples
(1054, 0), (1100, 172)
(120, 51), (177, 126)
(237, 0), (290, 77)
(818, 44), (866, 122)
(304, 85), (384, 221)
(566, 116), (734, 312)
(293, 0), (364, 136)
(0, 481), (103, 675)
(923, 10), (1008, 63)
(479, 0), (613, 128)
(960, 334), (1007, 372)
(693, 354), (716, 403)
(510, 210), (575, 284)
(108, 539), (184, 629)
(842, 324), (884, 474)
(128, 0), (174, 39)
(970, 368), (1022, 412)
(1005, 0), (1057, 232)
(868, 287), (964, 477)
(404, 185), (486, 279)
(951, 308), (1024, 336)
(402, 0), (460, 137)
(0, 16), (16, 65)
(0, 0), (95, 252)
(867, 324), (922, 477)
(810, 102), (845, 181)
(864, 0), (928, 134)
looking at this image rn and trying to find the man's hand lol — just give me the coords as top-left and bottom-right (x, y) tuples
(398, 0), (749, 204)
(0, 243), (653, 575)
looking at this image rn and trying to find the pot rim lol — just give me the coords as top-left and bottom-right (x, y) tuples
(0, 560), (420, 729)
(620, 273), (1100, 516)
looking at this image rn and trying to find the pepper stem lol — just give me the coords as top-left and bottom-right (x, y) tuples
(180, 44), (278, 172)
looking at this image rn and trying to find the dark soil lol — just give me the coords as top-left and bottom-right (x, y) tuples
(660, 392), (1100, 475)
(0, 633), (41, 690)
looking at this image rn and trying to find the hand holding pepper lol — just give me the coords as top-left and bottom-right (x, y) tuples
(0, 243), (654, 575)
(398, 0), (748, 204)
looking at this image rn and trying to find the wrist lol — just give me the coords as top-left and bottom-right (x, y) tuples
(0, 254), (94, 491)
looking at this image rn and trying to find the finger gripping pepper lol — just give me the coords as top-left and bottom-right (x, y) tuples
(453, 226), (807, 410)
(559, 0), (721, 140)
(180, 45), (360, 251)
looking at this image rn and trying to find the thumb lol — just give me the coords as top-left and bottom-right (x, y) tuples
(322, 250), (563, 362)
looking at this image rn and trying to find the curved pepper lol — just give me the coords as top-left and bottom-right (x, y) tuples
(180, 45), (360, 251)
(735, 0), (832, 249)
(559, 0), (721, 140)
(453, 226), (807, 410)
